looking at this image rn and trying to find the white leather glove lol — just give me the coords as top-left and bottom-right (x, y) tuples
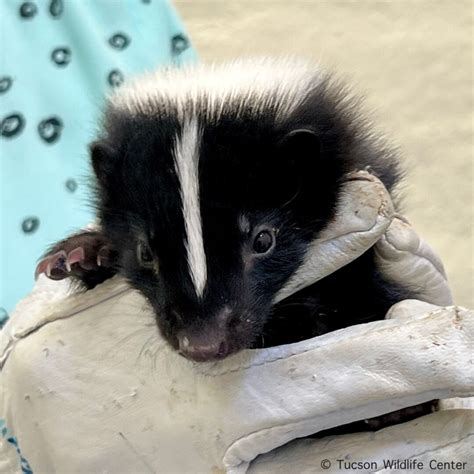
(249, 299), (473, 473)
(0, 173), (471, 474)
(276, 171), (453, 306)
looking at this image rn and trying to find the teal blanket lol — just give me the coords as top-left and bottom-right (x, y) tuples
(0, 0), (197, 323)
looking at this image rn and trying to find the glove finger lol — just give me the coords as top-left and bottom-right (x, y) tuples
(375, 217), (453, 306)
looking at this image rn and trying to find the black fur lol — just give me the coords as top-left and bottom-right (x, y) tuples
(39, 62), (433, 432)
(44, 66), (413, 357)
(86, 72), (411, 356)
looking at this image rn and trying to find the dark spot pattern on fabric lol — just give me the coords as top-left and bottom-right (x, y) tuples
(65, 178), (78, 192)
(19, 2), (37, 19)
(1, 0), (196, 316)
(51, 47), (71, 67)
(108, 32), (131, 50)
(0, 76), (13, 94)
(49, 0), (63, 18)
(0, 307), (8, 328)
(171, 34), (190, 56)
(38, 116), (63, 143)
(22, 217), (40, 234)
(108, 69), (124, 87)
(1, 113), (25, 139)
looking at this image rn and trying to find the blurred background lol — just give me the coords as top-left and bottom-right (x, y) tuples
(1, 0), (472, 318)
(176, 0), (473, 307)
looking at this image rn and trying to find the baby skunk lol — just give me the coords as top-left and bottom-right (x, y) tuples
(39, 59), (437, 432)
(38, 58), (412, 361)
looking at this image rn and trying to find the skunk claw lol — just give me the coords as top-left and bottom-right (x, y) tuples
(66, 247), (86, 271)
(35, 258), (49, 280)
(45, 251), (68, 280)
(35, 247), (91, 281)
(35, 232), (117, 286)
(96, 246), (111, 267)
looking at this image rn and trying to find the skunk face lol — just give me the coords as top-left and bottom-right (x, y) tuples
(92, 59), (399, 361)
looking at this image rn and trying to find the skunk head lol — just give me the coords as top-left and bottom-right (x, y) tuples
(91, 59), (399, 361)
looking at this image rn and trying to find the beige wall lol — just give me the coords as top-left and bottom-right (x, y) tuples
(176, 0), (473, 307)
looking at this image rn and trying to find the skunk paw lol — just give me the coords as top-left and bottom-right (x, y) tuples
(35, 231), (118, 289)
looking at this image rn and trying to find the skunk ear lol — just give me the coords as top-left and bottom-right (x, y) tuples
(89, 141), (117, 185)
(279, 129), (321, 166)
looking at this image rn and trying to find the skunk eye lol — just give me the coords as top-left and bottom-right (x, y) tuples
(137, 241), (154, 267)
(253, 230), (275, 254)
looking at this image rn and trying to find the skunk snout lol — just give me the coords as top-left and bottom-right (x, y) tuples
(177, 330), (229, 362)
(176, 307), (233, 361)
(167, 301), (264, 362)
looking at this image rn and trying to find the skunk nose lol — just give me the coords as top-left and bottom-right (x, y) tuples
(177, 331), (229, 362)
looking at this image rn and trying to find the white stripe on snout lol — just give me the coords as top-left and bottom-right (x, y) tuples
(173, 119), (207, 298)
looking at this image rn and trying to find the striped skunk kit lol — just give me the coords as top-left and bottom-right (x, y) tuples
(37, 58), (412, 362)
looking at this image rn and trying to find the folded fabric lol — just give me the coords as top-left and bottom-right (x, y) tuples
(1, 174), (470, 473)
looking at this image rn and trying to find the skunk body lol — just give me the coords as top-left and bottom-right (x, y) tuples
(39, 59), (413, 361)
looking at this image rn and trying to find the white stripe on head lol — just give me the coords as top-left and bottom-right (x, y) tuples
(111, 57), (322, 123)
(173, 119), (207, 298)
